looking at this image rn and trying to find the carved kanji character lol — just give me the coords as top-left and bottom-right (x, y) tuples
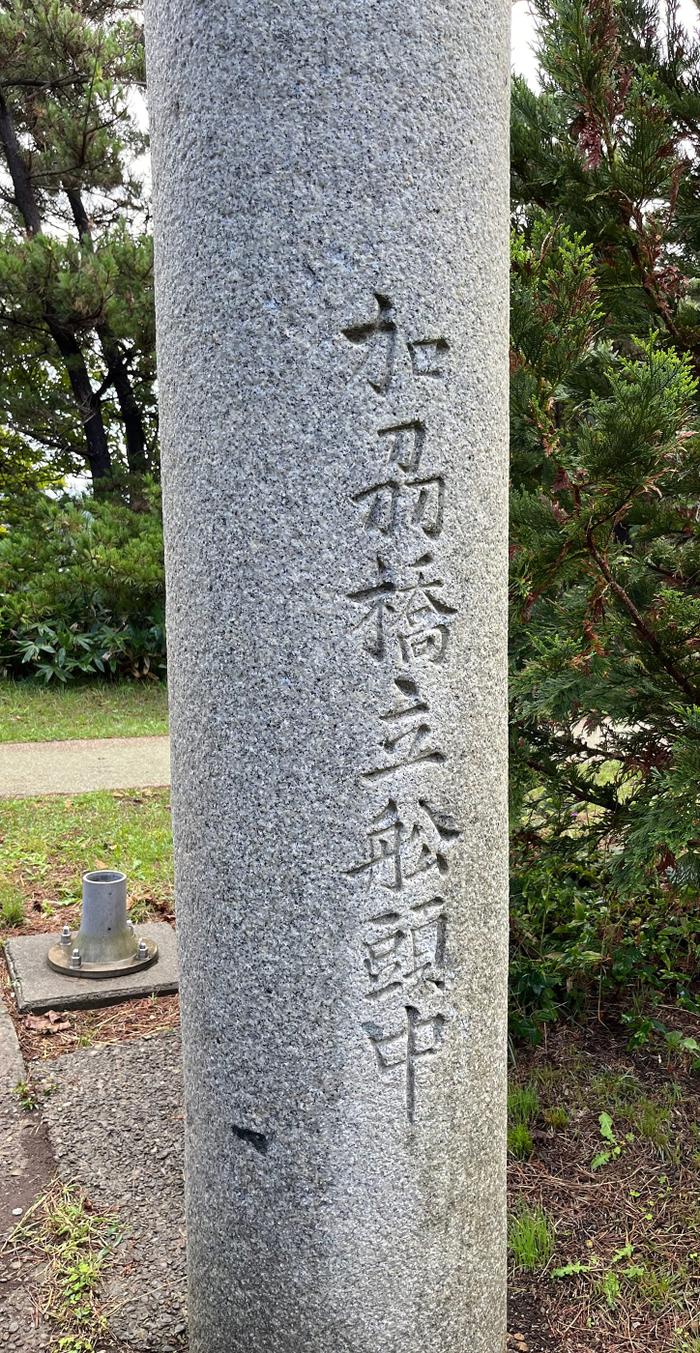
(364, 1005), (447, 1122)
(346, 797), (460, 889)
(352, 475), (444, 540)
(362, 676), (446, 784)
(348, 554), (456, 664)
(342, 295), (449, 395)
(362, 896), (447, 1000)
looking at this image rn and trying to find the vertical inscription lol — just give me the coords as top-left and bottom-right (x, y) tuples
(342, 296), (461, 1124)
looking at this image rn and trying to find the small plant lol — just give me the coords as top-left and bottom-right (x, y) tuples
(126, 898), (149, 924)
(590, 1069), (641, 1109)
(664, 1030), (700, 1072)
(7, 1183), (118, 1353)
(553, 1242), (644, 1299)
(508, 1204), (555, 1272)
(591, 1112), (633, 1171)
(552, 1256), (599, 1279)
(673, 1335), (700, 1353)
(543, 1106), (570, 1129)
(13, 1080), (36, 1111)
(508, 1083), (540, 1126)
(508, 1123), (534, 1159)
(631, 1099), (679, 1165)
(597, 1270), (621, 1309)
(637, 1265), (684, 1313)
(0, 881), (25, 928)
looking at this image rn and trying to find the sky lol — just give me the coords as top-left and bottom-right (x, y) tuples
(512, 0), (700, 85)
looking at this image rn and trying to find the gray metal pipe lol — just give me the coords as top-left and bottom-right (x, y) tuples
(75, 870), (136, 964)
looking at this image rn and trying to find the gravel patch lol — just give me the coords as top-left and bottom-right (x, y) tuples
(34, 1032), (187, 1350)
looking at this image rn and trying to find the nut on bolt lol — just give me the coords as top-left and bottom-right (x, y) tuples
(70, 948), (82, 969)
(137, 939), (149, 960)
(60, 925), (72, 947)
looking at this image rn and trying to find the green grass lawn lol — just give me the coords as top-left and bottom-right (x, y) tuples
(0, 787), (173, 929)
(0, 680), (169, 743)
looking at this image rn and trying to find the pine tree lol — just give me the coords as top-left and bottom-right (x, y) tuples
(0, 0), (155, 492)
(510, 0), (700, 1033)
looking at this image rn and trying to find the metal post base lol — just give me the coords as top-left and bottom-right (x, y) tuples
(47, 869), (160, 980)
(47, 936), (158, 980)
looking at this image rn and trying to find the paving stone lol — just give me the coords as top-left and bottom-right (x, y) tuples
(0, 995), (23, 1092)
(0, 995), (54, 1353)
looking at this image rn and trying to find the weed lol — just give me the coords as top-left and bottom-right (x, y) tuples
(590, 1069), (641, 1109)
(508, 1124), (534, 1159)
(529, 1065), (566, 1092)
(553, 1257), (598, 1278)
(629, 1099), (680, 1164)
(7, 1183), (118, 1353)
(636, 1265), (685, 1312)
(13, 1080), (36, 1111)
(508, 1204), (555, 1272)
(543, 1106), (570, 1129)
(597, 1270), (621, 1308)
(663, 1030), (700, 1071)
(0, 879), (25, 928)
(127, 898), (149, 924)
(508, 1084), (540, 1126)
(590, 1111), (633, 1171)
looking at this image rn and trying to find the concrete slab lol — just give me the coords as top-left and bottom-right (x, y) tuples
(0, 734), (170, 798)
(4, 922), (178, 1012)
(0, 993), (55, 1353)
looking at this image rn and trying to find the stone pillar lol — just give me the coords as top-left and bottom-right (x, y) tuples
(144, 2), (510, 1349)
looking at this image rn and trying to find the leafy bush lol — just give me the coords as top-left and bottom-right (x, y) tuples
(0, 487), (165, 682)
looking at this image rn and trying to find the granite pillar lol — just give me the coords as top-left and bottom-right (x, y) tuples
(144, 2), (510, 1349)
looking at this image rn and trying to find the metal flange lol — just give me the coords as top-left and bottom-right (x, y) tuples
(47, 935), (158, 979)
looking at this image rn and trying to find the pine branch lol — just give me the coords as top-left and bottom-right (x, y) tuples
(586, 528), (700, 705)
(0, 91), (111, 483)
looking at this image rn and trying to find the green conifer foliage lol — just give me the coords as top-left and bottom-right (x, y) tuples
(0, 1), (155, 491)
(510, 0), (700, 1035)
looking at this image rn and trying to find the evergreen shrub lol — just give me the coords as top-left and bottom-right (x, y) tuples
(0, 487), (165, 682)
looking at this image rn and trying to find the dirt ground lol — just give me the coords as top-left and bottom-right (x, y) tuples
(0, 961), (697, 1352)
(507, 1020), (700, 1353)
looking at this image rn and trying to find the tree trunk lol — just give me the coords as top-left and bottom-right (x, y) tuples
(66, 188), (150, 479)
(46, 318), (113, 484)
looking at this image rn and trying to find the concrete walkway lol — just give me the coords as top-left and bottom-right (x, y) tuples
(0, 735), (170, 798)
